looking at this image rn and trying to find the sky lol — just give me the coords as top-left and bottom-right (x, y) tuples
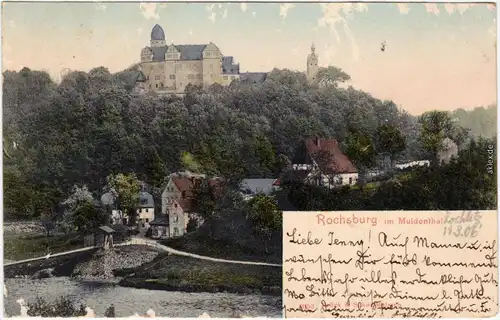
(1, 2), (497, 115)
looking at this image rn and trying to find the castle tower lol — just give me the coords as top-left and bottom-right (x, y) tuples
(150, 24), (166, 47)
(306, 43), (319, 84)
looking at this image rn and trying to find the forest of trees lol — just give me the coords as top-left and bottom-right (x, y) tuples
(2, 65), (497, 220)
(451, 105), (497, 139)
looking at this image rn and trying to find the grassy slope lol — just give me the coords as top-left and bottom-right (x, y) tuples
(4, 232), (84, 261)
(118, 253), (282, 295)
(161, 232), (282, 264)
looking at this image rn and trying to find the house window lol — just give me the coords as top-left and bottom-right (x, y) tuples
(155, 75), (161, 80)
(174, 203), (178, 208)
(156, 83), (158, 88)
(174, 227), (179, 236)
(188, 74), (194, 80)
(169, 75), (175, 80)
(181, 191), (186, 198)
(146, 208), (149, 213)
(146, 76), (149, 80)
(146, 218), (149, 223)
(196, 74), (202, 80)
(206, 52), (212, 57)
(223, 76), (228, 80)
(231, 76), (236, 80)
(349, 177), (353, 185)
(173, 215), (179, 222)
(160, 82), (164, 87)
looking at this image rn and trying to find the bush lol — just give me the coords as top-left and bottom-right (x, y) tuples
(27, 296), (86, 317)
(26, 296), (117, 317)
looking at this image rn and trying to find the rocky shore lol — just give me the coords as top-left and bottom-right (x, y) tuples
(72, 246), (159, 280)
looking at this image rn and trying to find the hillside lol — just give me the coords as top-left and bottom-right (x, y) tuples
(451, 105), (497, 138)
(3, 66), (425, 219)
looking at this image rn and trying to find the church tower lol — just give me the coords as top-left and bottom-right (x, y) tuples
(150, 24), (166, 47)
(306, 43), (319, 84)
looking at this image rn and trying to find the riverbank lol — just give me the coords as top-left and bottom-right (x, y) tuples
(73, 245), (160, 280)
(5, 243), (282, 297)
(117, 253), (282, 296)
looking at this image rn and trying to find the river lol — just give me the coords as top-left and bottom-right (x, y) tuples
(4, 278), (282, 318)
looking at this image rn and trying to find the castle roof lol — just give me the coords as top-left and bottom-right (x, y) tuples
(222, 56), (240, 75)
(177, 45), (207, 60)
(151, 24), (165, 41)
(240, 72), (267, 83)
(149, 44), (209, 62)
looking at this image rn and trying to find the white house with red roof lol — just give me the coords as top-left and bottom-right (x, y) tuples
(291, 137), (358, 188)
(159, 172), (221, 238)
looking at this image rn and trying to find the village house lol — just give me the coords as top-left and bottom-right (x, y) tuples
(239, 178), (280, 201)
(137, 191), (155, 227)
(158, 172), (221, 238)
(100, 190), (155, 226)
(149, 215), (169, 239)
(290, 137), (358, 188)
(437, 137), (458, 165)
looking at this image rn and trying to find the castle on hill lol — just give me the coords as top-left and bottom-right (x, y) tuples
(135, 24), (319, 95)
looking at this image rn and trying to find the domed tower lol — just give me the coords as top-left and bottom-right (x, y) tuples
(307, 42), (319, 84)
(150, 24), (166, 47)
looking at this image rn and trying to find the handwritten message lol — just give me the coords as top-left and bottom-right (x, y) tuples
(283, 211), (498, 318)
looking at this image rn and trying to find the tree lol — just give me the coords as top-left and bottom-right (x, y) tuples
(180, 151), (203, 173)
(246, 195), (282, 253)
(40, 213), (56, 238)
(186, 218), (198, 233)
(418, 111), (454, 166)
(374, 124), (406, 171)
(343, 130), (376, 186)
(106, 173), (141, 224)
(315, 66), (351, 87)
(72, 200), (107, 232)
(60, 185), (95, 232)
(191, 178), (218, 237)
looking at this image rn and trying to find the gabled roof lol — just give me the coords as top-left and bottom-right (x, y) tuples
(151, 46), (168, 61)
(138, 191), (154, 208)
(298, 138), (357, 174)
(89, 226), (115, 234)
(169, 176), (223, 213)
(136, 71), (146, 82)
(150, 216), (169, 226)
(176, 45), (207, 60)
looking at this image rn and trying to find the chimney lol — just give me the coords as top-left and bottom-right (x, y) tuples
(315, 137), (320, 147)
